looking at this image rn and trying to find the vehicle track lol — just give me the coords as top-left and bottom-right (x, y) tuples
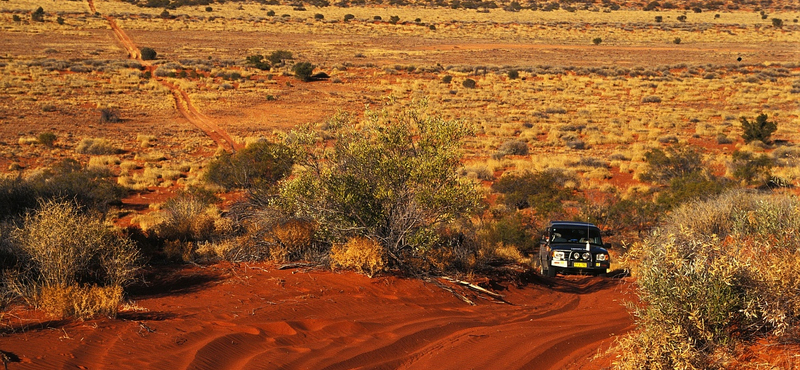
(87, 0), (242, 152)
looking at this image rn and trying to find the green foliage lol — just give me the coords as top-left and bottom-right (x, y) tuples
(615, 191), (800, 370)
(314, 13), (324, 20)
(655, 170), (729, 209)
(0, 159), (126, 219)
(203, 140), (293, 191)
(730, 150), (773, 186)
(245, 54), (270, 70)
(478, 212), (536, 253)
(673, 37), (681, 44)
(677, 14), (687, 22)
(640, 146), (703, 185)
(389, 15), (400, 24)
(507, 69), (519, 79)
(441, 75), (453, 83)
(281, 103), (481, 266)
(592, 37), (602, 45)
(771, 17), (783, 27)
(140, 47), (157, 60)
(12, 14), (21, 22)
(462, 78), (476, 88)
(292, 61), (314, 81)
(740, 113), (777, 144)
(493, 139), (528, 159)
(267, 10), (276, 16)
(56, 16), (64, 25)
(205, 6), (212, 11)
(31, 6), (45, 22)
(344, 13), (355, 21)
(153, 191), (217, 243)
(37, 132), (57, 147)
(267, 50), (293, 65)
(491, 169), (575, 216)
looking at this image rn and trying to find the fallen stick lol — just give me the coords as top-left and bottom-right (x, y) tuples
(440, 277), (509, 303)
(426, 278), (475, 306)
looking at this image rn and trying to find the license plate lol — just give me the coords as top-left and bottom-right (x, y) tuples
(574, 262), (587, 268)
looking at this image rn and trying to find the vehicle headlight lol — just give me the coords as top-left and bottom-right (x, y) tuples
(582, 252), (591, 260)
(552, 251), (565, 260)
(572, 252), (580, 260)
(596, 253), (609, 261)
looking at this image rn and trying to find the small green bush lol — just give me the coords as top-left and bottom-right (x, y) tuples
(592, 37), (602, 45)
(507, 69), (519, 79)
(462, 78), (476, 88)
(673, 37), (681, 44)
(205, 6), (212, 11)
(99, 108), (121, 123)
(442, 75), (453, 83)
(31, 6), (45, 22)
(267, 10), (276, 16)
(56, 16), (64, 25)
(491, 169), (575, 215)
(344, 13), (355, 21)
(204, 140), (294, 190)
(730, 150), (773, 186)
(140, 47), (157, 61)
(771, 18), (783, 27)
(268, 50), (293, 65)
(292, 62), (315, 81)
(314, 13), (324, 20)
(740, 113), (777, 144)
(37, 132), (57, 147)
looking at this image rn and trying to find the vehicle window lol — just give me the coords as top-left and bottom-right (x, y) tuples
(551, 227), (602, 245)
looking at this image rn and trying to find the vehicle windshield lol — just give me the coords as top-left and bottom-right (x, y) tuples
(550, 227), (602, 245)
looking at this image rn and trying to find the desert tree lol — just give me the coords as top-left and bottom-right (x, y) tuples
(204, 140), (294, 191)
(280, 101), (481, 266)
(292, 62), (315, 82)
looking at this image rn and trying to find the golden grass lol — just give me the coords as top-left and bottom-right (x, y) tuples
(35, 284), (123, 319)
(330, 236), (386, 277)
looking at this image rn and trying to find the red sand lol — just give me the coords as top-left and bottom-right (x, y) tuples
(0, 264), (634, 369)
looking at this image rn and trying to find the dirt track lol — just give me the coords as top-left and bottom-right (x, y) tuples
(87, 0), (242, 152)
(0, 265), (634, 369)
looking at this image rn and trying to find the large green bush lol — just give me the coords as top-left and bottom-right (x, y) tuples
(614, 191), (800, 369)
(740, 113), (777, 144)
(281, 102), (481, 267)
(491, 169), (575, 216)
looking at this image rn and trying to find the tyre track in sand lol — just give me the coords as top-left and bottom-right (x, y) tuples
(87, 0), (242, 152)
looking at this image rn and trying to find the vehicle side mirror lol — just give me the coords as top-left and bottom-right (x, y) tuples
(604, 243), (612, 249)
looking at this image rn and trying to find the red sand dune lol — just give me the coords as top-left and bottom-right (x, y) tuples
(0, 264), (633, 370)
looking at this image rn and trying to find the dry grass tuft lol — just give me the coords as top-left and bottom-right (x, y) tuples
(330, 237), (386, 277)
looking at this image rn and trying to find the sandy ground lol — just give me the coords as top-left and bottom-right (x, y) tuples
(0, 263), (634, 370)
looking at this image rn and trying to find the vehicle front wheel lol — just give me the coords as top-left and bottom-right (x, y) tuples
(545, 264), (557, 278)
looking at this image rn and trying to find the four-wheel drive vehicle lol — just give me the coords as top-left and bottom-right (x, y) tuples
(539, 221), (611, 277)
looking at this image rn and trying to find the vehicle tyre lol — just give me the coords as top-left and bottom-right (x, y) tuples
(546, 265), (557, 278)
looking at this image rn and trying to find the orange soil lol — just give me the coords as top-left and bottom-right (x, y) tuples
(0, 264), (635, 370)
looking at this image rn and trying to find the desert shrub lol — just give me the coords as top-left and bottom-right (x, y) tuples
(31, 6), (44, 22)
(76, 137), (119, 155)
(330, 237), (386, 277)
(673, 37), (681, 44)
(654, 15), (663, 22)
(492, 169), (575, 215)
(314, 13), (324, 20)
(99, 108), (121, 123)
(6, 200), (140, 318)
(37, 132), (57, 147)
(730, 150), (773, 186)
(640, 146), (703, 185)
(716, 134), (733, 144)
(12, 14), (21, 22)
(462, 78), (476, 88)
(740, 113), (777, 144)
(655, 170), (729, 209)
(292, 62), (315, 82)
(205, 6), (212, 11)
(140, 47), (157, 61)
(493, 139), (528, 158)
(592, 37), (602, 45)
(389, 15), (400, 24)
(677, 14), (687, 22)
(614, 191), (800, 370)
(267, 50), (293, 65)
(153, 192), (218, 243)
(0, 160), (125, 219)
(265, 218), (317, 262)
(656, 134), (678, 143)
(344, 13), (354, 21)
(56, 16), (64, 25)
(34, 284), (123, 319)
(507, 69), (519, 79)
(441, 75), (453, 83)
(641, 95), (662, 103)
(282, 103), (481, 268)
(203, 140), (293, 190)
(772, 17), (783, 27)
(245, 55), (270, 70)
(477, 212), (536, 254)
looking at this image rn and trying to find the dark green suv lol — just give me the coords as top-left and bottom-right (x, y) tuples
(538, 221), (611, 277)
